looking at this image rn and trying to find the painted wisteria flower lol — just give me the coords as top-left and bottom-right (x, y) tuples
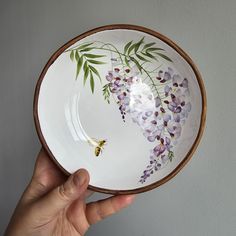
(139, 68), (191, 183)
(104, 65), (191, 184)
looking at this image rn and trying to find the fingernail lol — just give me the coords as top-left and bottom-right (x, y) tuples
(73, 170), (87, 187)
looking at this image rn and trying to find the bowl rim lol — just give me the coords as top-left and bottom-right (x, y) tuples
(33, 24), (207, 195)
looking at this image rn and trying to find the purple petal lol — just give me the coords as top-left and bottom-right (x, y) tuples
(153, 144), (166, 156)
(179, 112), (185, 119)
(167, 126), (174, 133)
(154, 144), (161, 152)
(175, 88), (182, 97)
(169, 101), (177, 107)
(174, 97), (181, 105)
(172, 74), (181, 84)
(151, 120), (157, 125)
(174, 124), (182, 138)
(163, 155), (170, 164)
(159, 145), (166, 153)
(173, 113), (180, 122)
(155, 97), (161, 108)
(145, 111), (153, 117)
(181, 78), (188, 88)
(175, 106), (182, 113)
(120, 104), (126, 111)
(117, 94), (124, 100)
(111, 88), (117, 93)
(106, 75), (113, 81)
(147, 135), (156, 142)
(168, 67), (174, 75)
(163, 114), (171, 122)
(165, 137), (171, 145)
(164, 85), (171, 93)
(142, 115), (148, 120)
(114, 80), (121, 86)
(158, 70), (163, 77)
(151, 129), (161, 137)
(168, 103), (176, 112)
(164, 71), (171, 81)
(123, 97), (130, 105)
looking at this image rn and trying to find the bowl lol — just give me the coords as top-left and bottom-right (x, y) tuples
(34, 25), (206, 194)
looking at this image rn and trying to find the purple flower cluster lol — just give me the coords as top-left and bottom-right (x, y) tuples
(105, 67), (139, 122)
(105, 66), (191, 184)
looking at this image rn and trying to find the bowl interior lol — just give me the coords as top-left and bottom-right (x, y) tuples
(37, 28), (203, 192)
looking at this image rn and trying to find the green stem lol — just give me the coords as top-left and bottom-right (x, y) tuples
(145, 64), (163, 74)
(97, 42), (124, 65)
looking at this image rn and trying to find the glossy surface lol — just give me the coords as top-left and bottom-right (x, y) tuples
(35, 26), (205, 192)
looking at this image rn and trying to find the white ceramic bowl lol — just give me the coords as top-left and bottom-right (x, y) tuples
(34, 25), (206, 194)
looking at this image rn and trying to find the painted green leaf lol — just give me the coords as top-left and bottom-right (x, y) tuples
(130, 57), (142, 73)
(134, 36), (145, 53)
(78, 42), (93, 50)
(83, 61), (89, 85)
(75, 50), (80, 61)
(136, 53), (150, 62)
(102, 83), (111, 104)
(156, 52), (173, 62)
(127, 43), (137, 55)
(168, 151), (174, 162)
(76, 56), (83, 79)
(125, 57), (130, 67)
(146, 47), (164, 52)
(143, 42), (156, 50)
(141, 51), (157, 60)
(90, 71), (95, 93)
(70, 50), (74, 61)
(84, 54), (105, 59)
(87, 59), (106, 65)
(80, 47), (95, 52)
(124, 40), (133, 54)
(89, 65), (102, 82)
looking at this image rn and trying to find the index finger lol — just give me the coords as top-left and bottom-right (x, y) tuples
(85, 195), (136, 225)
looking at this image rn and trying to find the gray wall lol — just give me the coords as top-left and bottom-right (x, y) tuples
(0, 0), (235, 235)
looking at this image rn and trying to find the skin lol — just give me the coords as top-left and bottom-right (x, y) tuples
(5, 149), (136, 236)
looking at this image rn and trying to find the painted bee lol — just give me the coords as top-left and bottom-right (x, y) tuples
(94, 140), (106, 157)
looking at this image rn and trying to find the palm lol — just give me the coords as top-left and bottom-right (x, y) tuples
(45, 203), (88, 235)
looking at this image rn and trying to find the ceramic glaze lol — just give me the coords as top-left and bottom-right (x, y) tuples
(34, 25), (206, 194)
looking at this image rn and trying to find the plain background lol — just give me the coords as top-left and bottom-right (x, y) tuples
(0, 0), (235, 235)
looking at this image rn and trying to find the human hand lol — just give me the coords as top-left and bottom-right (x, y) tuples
(5, 149), (135, 236)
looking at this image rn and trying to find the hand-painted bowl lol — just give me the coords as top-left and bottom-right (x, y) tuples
(34, 25), (206, 194)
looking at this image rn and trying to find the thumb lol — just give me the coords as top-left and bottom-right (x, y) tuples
(33, 169), (89, 217)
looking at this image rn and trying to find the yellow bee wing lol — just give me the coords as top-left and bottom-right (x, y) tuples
(91, 137), (99, 143)
(98, 140), (107, 147)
